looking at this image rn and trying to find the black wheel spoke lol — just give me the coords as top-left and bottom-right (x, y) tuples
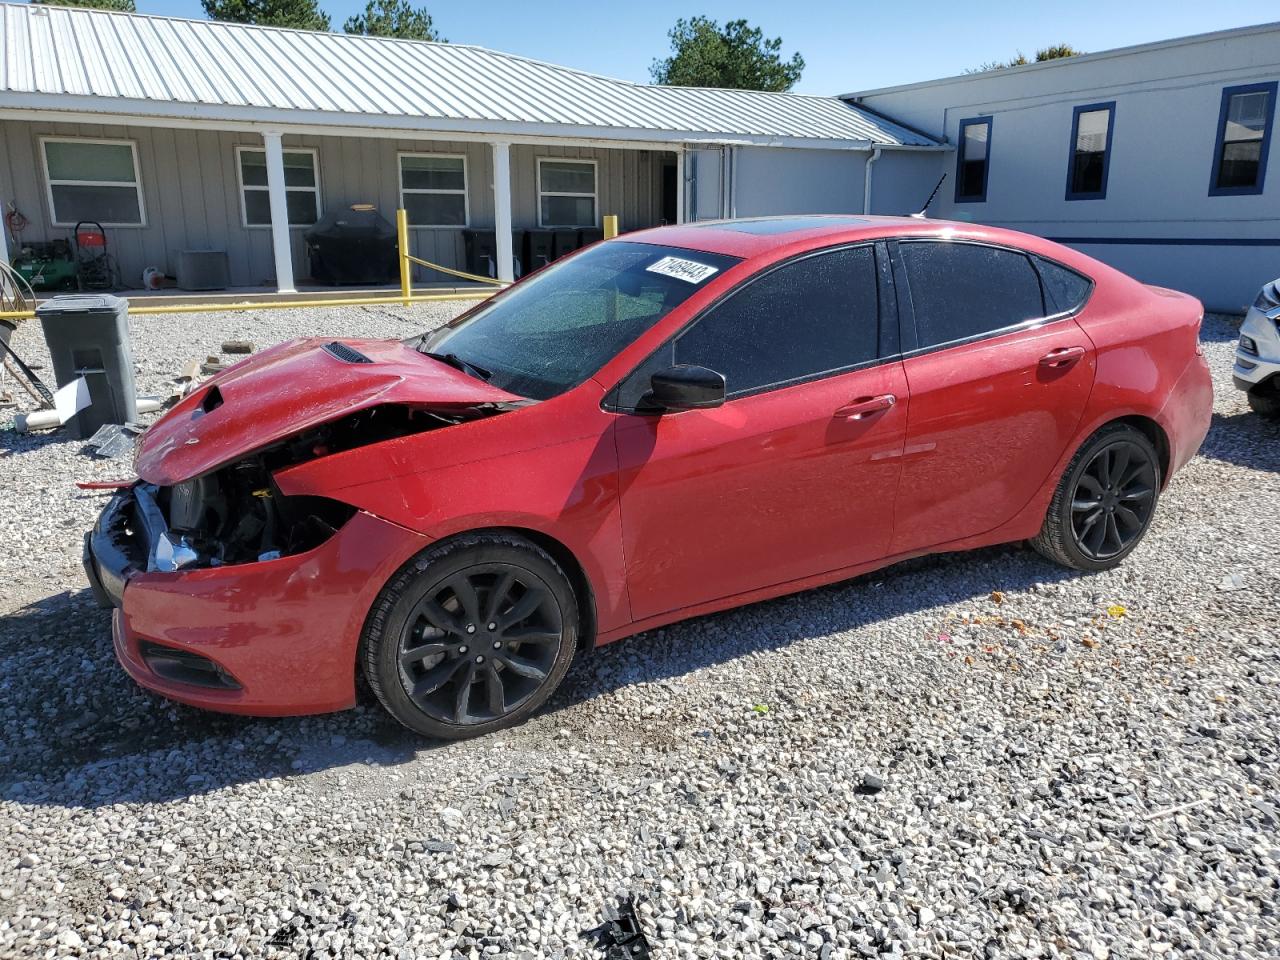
(485, 663), (506, 716)
(453, 661), (477, 724)
(497, 586), (547, 631)
(1114, 504), (1143, 532)
(1120, 484), (1153, 502)
(1072, 496), (1102, 513)
(499, 652), (548, 681)
(400, 641), (448, 668)
(1108, 446), (1130, 486)
(1084, 514), (1108, 554)
(502, 625), (562, 644)
(411, 657), (469, 699)
(420, 599), (464, 638)
(446, 575), (483, 628)
(484, 571), (517, 624)
(1077, 473), (1104, 497)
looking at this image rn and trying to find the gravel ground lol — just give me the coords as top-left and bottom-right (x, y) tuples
(0, 308), (1277, 960)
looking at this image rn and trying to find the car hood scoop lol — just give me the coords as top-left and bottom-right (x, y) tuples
(135, 337), (522, 485)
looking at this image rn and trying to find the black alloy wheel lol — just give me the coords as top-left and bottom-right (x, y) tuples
(398, 565), (563, 725)
(363, 534), (578, 739)
(1032, 423), (1162, 572)
(1068, 439), (1158, 561)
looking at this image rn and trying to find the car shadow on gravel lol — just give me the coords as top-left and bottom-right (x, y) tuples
(1198, 411), (1280, 472)
(0, 426), (80, 456)
(2, 544), (1084, 812)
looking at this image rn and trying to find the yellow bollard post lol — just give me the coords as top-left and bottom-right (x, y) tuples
(396, 208), (412, 306)
(603, 215), (619, 240)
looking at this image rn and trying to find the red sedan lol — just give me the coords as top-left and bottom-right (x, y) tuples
(84, 216), (1212, 738)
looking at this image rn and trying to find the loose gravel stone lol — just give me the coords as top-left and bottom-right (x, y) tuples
(1, 309), (1277, 959)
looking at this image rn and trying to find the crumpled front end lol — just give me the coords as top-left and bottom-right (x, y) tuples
(86, 484), (431, 715)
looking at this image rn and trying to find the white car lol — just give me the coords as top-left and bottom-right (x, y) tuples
(1235, 278), (1280, 418)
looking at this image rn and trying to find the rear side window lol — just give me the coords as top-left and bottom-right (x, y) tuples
(898, 241), (1044, 348)
(1034, 257), (1093, 313)
(673, 245), (880, 397)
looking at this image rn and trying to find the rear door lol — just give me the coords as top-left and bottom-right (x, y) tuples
(611, 243), (909, 621)
(888, 240), (1096, 554)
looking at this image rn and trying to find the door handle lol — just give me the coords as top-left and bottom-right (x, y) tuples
(1039, 346), (1086, 368)
(833, 394), (896, 419)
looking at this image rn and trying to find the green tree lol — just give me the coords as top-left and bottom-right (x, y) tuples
(201, 0), (330, 31)
(32, 0), (137, 11)
(970, 43), (1083, 73)
(650, 16), (804, 93)
(343, 0), (443, 40)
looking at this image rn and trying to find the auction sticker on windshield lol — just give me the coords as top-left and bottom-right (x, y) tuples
(646, 256), (720, 284)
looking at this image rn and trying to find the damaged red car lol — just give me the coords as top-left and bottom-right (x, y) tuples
(85, 216), (1212, 739)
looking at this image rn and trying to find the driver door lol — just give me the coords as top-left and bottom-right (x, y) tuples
(611, 244), (909, 622)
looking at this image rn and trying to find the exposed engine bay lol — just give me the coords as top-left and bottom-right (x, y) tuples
(144, 402), (501, 571)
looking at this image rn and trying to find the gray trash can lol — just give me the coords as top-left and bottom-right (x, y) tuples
(36, 294), (137, 439)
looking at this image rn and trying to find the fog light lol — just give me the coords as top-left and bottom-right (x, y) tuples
(1239, 335), (1258, 355)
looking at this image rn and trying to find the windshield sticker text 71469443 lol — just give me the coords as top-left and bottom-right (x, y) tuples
(645, 256), (720, 284)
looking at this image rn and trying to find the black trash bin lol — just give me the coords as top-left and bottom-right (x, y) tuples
(305, 206), (398, 285)
(462, 230), (497, 278)
(523, 230), (554, 273)
(552, 230), (580, 261)
(578, 227), (604, 248)
(36, 294), (137, 439)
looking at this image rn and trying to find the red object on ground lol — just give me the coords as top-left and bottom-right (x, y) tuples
(90, 216), (1213, 717)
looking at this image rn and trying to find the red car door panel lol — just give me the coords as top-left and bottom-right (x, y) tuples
(616, 361), (908, 621)
(891, 319), (1095, 553)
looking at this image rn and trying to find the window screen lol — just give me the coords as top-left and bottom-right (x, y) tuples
(1034, 257), (1093, 314)
(672, 245), (880, 397)
(899, 242), (1045, 348)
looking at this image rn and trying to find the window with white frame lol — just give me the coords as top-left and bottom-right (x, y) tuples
(41, 138), (145, 227)
(399, 154), (468, 226)
(538, 158), (597, 227)
(236, 146), (321, 227)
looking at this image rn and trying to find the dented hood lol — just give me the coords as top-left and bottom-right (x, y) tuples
(135, 338), (522, 485)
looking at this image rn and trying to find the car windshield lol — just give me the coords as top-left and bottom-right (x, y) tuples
(418, 241), (741, 400)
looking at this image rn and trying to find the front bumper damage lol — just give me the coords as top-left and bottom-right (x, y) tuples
(85, 485), (432, 715)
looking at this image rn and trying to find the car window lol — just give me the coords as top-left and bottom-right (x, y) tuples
(1034, 257), (1093, 314)
(670, 245), (881, 398)
(898, 241), (1046, 348)
(420, 242), (739, 401)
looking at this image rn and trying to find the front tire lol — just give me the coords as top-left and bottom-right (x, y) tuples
(1032, 423), (1161, 572)
(362, 533), (578, 740)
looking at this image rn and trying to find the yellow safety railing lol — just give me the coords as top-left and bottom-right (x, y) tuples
(0, 208), (621, 320)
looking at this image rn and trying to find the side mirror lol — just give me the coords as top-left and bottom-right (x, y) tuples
(648, 365), (726, 411)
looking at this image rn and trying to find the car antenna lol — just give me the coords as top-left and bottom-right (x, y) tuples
(910, 174), (947, 219)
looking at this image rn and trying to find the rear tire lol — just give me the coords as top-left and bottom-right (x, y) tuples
(1247, 385), (1280, 419)
(1031, 423), (1161, 572)
(362, 533), (578, 740)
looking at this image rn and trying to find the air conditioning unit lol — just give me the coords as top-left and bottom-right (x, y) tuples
(175, 250), (230, 291)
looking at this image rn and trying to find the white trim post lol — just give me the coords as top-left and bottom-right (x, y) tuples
(262, 130), (296, 293)
(491, 141), (514, 283)
(0, 201), (9, 267)
(674, 147), (686, 224)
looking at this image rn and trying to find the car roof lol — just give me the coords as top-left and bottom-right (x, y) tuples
(619, 215), (1072, 262)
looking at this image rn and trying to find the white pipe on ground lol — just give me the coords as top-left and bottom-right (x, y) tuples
(15, 397), (163, 433)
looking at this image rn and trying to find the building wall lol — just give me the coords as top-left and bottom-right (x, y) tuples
(0, 118), (667, 289)
(731, 147), (867, 217)
(852, 24), (1280, 311)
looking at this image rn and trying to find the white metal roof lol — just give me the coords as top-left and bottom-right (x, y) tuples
(0, 3), (938, 149)
(841, 19), (1280, 100)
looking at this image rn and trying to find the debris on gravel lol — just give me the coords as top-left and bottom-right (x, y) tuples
(1, 309), (1277, 959)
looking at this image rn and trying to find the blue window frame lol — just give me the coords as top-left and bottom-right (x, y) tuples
(1065, 101), (1115, 200)
(1209, 81), (1277, 197)
(954, 117), (992, 203)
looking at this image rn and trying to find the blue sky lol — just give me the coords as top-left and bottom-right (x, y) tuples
(107, 0), (1277, 94)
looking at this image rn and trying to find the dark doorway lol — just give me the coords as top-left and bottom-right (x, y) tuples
(661, 158), (678, 224)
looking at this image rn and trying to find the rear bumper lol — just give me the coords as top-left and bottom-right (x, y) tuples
(1162, 353), (1214, 479)
(86, 493), (431, 716)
